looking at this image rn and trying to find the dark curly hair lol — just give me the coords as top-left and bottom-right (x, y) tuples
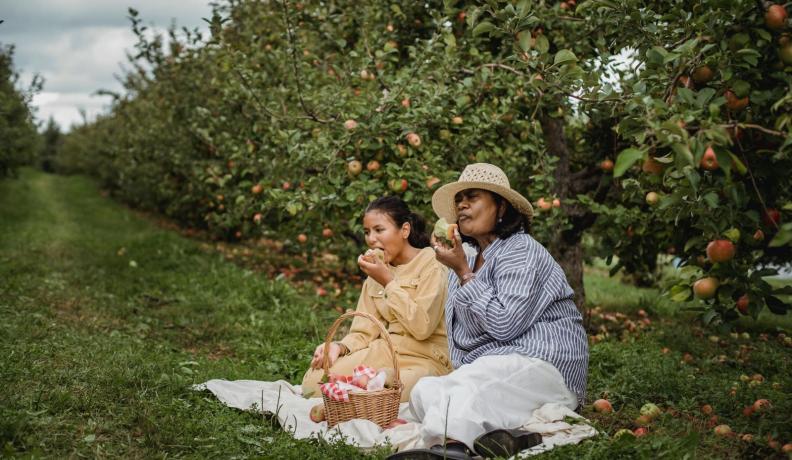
(365, 196), (431, 248)
(455, 189), (531, 248)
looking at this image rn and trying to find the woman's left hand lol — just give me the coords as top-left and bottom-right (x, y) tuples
(358, 252), (394, 287)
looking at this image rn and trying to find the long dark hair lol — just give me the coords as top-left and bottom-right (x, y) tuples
(365, 196), (431, 248)
(456, 190), (532, 248)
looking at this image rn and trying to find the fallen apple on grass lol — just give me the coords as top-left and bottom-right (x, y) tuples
(640, 403), (661, 419)
(593, 399), (613, 413)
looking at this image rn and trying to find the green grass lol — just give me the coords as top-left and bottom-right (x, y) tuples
(1, 169), (791, 459)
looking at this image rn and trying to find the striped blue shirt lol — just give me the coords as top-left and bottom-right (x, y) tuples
(445, 232), (589, 405)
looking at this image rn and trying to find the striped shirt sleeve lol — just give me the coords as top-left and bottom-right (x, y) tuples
(454, 253), (548, 342)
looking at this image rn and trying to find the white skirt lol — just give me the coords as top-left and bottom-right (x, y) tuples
(408, 354), (578, 449)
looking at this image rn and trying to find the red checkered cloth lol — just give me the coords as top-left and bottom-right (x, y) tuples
(320, 365), (379, 402)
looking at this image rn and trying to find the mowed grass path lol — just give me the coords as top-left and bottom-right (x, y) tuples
(1, 169), (790, 459)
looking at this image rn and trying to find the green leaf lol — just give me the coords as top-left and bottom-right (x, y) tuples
(517, 30), (533, 52)
(613, 148), (644, 178)
(683, 167), (700, 193)
(535, 35), (549, 54)
(671, 143), (694, 167)
(773, 285), (792, 295)
(553, 49), (577, 66)
(731, 79), (751, 98)
(728, 152), (747, 175)
(702, 310), (719, 326)
(769, 223), (792, 247)
(766, 296), (789, 314)
(670, 284), (692, 302)
(684, 236), (703, 253)
(472, 21), (495, 37)
(703, 191), (719, 208)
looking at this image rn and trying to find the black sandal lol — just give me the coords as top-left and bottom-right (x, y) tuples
(386, 443), (473, 460)
(473, 429), (542, 458)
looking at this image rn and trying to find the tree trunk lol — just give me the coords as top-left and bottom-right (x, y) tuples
(550, 236), (587, 314)
(538, 112), (605, 320)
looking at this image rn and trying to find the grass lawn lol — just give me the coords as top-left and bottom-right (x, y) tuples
(1, 169), (790, 459)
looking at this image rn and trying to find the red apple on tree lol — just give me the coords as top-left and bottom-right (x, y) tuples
(765, 4), (788, 30)
(322, 228), (333, 238)
(344, 119), (358, 130)
(282, 182), (291, 191)
(725, 90), (749, 112)
(389, 178), (408, 193)
(691, 65), (714, 84)
(762, 208), (781, 227)
(706, 239), (735, 263)
(297, 233), (308, 244)
(693, 277), (719, 299)
(425, 176), (440, 188)
(251, 183), (263, 194)
(253, 213), (263, 224)
(642, 157), (665, 175)
(700, 146), (719, 170)
(600, 159), (614, 172)
(406, 132), (422, 147)
(736, 294), (749, 314)
(367, 160), (381, 172)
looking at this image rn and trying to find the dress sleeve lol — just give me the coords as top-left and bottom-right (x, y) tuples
(382, 265), (448, 341)
(452, 253), (547, 341)
(339, 279), (385, 354)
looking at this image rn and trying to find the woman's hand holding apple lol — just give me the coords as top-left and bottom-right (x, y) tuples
(358, 251), (394, 287)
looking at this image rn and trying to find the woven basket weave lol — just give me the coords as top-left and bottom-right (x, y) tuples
(321, 311), (402, 428)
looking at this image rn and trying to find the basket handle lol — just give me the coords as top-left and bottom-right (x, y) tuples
(322, 310), (401, 387)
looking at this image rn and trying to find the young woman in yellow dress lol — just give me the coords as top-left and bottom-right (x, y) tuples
(301, 196), (451, 402)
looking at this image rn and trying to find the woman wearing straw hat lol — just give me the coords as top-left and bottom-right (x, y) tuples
(388, 163), (589, 460)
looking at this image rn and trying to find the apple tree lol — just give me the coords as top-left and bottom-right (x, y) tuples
(60, 0), (792, 324)
(0, 43), (40, 178)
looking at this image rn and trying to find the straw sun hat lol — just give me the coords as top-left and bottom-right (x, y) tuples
(431, 163), (534, 223)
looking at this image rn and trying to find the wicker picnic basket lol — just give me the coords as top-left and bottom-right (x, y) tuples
(321, 311), (402, 428)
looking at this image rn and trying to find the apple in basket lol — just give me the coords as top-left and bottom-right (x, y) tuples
(309, 403), (326, 423)
(354, 374), (370, 390)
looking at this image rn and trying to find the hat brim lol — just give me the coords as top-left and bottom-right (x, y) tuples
(431, 181), (534, 223)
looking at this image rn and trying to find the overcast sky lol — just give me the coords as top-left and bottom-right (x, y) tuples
(2, 0), (213, 131)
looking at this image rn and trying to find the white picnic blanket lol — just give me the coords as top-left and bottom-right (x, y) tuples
(194, 379), (597, 456)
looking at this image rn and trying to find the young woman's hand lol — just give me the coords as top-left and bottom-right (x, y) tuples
(311, 342), (342, 369)
(432, 227), (469, 276)
(357, 252), (394, 287)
